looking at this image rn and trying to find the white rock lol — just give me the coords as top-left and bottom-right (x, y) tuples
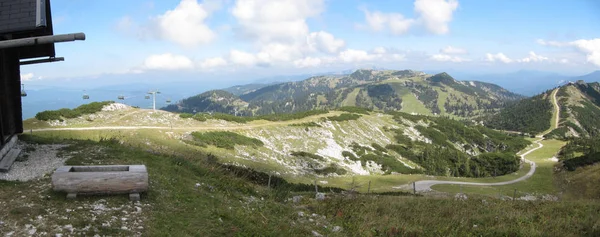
(292, 196), (302, 203)
(315, 192), (326, 200)
(332, 226), (342, 232)
(312, 230), (323, 237)
(298, 211), (305, 217)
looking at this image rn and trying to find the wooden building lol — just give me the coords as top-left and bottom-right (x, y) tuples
(0, 0), (85, 171)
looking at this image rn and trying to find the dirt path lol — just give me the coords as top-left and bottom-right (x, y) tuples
(409, 88), (560, 192)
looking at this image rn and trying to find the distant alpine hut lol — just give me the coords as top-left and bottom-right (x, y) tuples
(0, 0), (85, 171)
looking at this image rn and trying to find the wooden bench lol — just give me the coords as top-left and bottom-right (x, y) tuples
(52, 165), (148, 201)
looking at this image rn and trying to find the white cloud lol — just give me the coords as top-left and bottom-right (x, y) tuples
(156, 0), (216, 47)
(570, 39), (600, 67)
(430, 54), (469, 62)
(361, 0), (458, 35)
(20, 73), (34, 81)
(363, 10), (414, 35)
(199, 57), (228, 69)
(440, 46), (467, 55)
(231, 0), (324, 43)
(485, 53), (513, 63)
(293, 57), (323, 68)
(338, 49), (376, 63)
(559, 59), (569, 64)
(229, 50), (258, 66)
(537, 38), (600, 67)
(414, 0), (459, 35)
(536, 39), (567, 47)
(307, 31), (346, 54)
(142, 53), (194, 70)
(517, 51), (549, 63)
(373, 47), (387, 54)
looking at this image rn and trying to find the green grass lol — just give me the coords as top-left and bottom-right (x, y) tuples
(341, 88), (360, 107)
(326, 113), (361, 121)
(190, 131), (264, 150)
(314, 195), (600, 236)
(433, 140), (566, 197)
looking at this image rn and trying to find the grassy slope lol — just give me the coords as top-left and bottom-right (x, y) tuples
(433, 89), (564, 197)
(3, 136), (599, 236)
(433, 140), (565, 197)
(340, 88), (360, 107)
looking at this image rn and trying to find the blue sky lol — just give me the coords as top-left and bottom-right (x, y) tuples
(20, 0), (600, 85)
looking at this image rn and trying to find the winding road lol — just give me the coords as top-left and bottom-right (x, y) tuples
(408, 89), (560, 192)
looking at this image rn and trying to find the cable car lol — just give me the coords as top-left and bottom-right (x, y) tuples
(82, 90), (89, 100)
(20, 84), (27, 97)
(118, 95), (125, 100)
(166, 98), (172, 103)
(145, 95), (150, 99)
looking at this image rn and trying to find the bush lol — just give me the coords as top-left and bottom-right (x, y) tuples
(290, 151), (325, 161)
(288, 122), (321, 127)
(563, 152), (600, 171)
(314, 164), (347, 175)
(342, 151), (359, 161)
(326, 113), (361, 122)
(337, 106), (372, 115)
(190, 131), (263, 150)
(179, 113), (193, 119)
(35, 101), (113, 121)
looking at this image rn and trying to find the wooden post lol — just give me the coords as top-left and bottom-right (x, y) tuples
(513, 189), (517, 201)
(460, 184), (462, 194)
(267, 174), (271, 189)
(367, 180), (371, 194)
(413, 182), (416, 194)
(314, 180), (318, 193)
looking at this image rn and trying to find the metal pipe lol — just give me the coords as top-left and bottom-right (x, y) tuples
(0, 32), (85, 49)
(20, 57), (64, 65)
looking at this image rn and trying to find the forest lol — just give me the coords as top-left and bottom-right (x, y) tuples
(483, 93), (553, 134)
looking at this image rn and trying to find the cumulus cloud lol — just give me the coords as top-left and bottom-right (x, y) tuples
(537, 38), (600, 67)
(142, 53), (194, 70)
(414, 0), (459, 35)
(307, 31), (346, 54)
(517, 51), (549, 63)
(361, 0), (458, 35)
(229, 50), (258, 66)
(20, 73), (34, 81)
(199, 57), (227, 69)
(570, 39), (600, 67)
(440, 46), (467, 55)
(485, 53), (513, 63)
(363, 10), (414, 35)
(231, 0), (324, 43)
(338, 49), (377, 63)
(155, 0), (217, 47)
(430, 54), (469, 62)
(293, 57), (323, 68)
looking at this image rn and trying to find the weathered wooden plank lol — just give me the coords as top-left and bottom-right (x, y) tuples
(52, 165), (149, 195)
(0, 148), (20, 172)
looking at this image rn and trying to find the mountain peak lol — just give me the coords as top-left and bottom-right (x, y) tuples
(427, 72), (456, 84)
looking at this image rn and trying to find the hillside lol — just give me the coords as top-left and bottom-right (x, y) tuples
(546, 81), (600, 139)
(26, 104), (529, 178)
(483, 90), (554, 135)
(163, 69), (523, 118)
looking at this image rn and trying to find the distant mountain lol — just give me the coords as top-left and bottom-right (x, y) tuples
(164, 69), (523, 118)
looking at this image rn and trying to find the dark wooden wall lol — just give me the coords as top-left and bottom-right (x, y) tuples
(0, 48), (23, 147)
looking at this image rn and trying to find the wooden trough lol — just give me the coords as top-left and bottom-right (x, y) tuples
(52, 165), (148, 201)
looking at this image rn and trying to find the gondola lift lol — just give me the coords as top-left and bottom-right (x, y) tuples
(20, 84), (27, 97)
(82, 90), (90, 100)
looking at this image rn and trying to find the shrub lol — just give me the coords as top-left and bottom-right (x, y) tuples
(337, 106), (372, 115)
(290, 151), (325, 161)
(190, 131), (264, 150)
(326, 113), (361, 122)
(314, 164), (347, 175)
(35, 101), (113, 121)
(179, 113), (193, 119)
